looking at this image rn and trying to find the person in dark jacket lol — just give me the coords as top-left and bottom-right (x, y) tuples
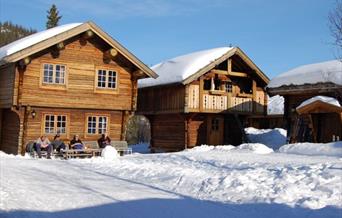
(70, 135), (84, 150)
(51, 134), (66, 152)
(97, 134), (111, 148)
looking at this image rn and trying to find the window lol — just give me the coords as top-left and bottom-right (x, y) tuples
(225, 82), (232, 92)
(43, 64), (66, 84)
(44, 114), (67, 134)
(87, 115), (109, 134)
(96, 69), (117, 89)
(211, 118), (219, 131)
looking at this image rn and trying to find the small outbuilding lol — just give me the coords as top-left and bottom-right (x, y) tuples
(268, 60), (342, 143)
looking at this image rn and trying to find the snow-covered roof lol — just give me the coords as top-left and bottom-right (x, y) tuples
(0, 23), (82, 60)
(268, 60), (342, 88)
(138, 47), (234, 88)
(296, 96), (341, 110)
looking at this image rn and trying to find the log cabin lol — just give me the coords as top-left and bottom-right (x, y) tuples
(0, 21), (157, 155)
(267, 60), (342, 143)
(137, 47), (270, 152)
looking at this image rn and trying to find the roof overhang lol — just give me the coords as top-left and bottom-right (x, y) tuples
(267, 83), (342, 96)
(296, 100), (342, 115)
(0, 21), (158, 79)
(181, 47), (269, 85)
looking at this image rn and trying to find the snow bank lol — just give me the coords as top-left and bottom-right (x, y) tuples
(268, 60), (342, 88)
(296, 95), (341, 110)
(0, 23), (82, 60)
(139, 47), (233, 88)
(101, 146), (119, 160)
(1, 144), (341, 218)
(279, 141), (342, 157)
(238, 143), (274, 154)
(245, 127), (287, 150)
(268, 95), (284, 114)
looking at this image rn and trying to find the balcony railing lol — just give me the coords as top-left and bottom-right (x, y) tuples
(188, 84), (263, 113)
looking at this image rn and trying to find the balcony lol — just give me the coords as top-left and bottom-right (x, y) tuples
(187, 84), (265, 113)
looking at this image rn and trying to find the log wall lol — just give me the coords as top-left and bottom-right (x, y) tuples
(0, 109), (20, 154)
(149, 114), (185, 151)
(19, 37), (133, 110)
(23, 107), (124, 146)
(0, 64), (15, 108)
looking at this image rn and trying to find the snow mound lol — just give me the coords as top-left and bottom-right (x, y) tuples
(139, 47), (233, 88)
(279, 141), (342, 157)
(245, 127), (287, 150)
(268, 95), (284, 114)
(0, 23), (82, 60)
(297, 95), (341, 110)
(101, 146), (119, 160)
(268, 60), (342, 88)
(238, 143), (274, 154)
(188, 144), (235, 152)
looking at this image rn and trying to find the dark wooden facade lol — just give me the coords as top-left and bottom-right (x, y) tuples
(268, 83), (342, 143)
(0, 22), (157, 155)
(138, 48), (269, 152)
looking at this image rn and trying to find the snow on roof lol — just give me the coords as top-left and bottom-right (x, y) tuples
(268, 60), (342, 88)
(138, 47), (234, 88)
(296, 95), (341, 110)
(0, 23), (83, 60)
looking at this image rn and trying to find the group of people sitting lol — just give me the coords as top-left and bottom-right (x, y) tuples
(34, 133), (111, 159)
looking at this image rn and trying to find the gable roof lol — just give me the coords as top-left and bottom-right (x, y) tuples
(296, 96), (342, 114)
(138, 47), (269, 88)
(0, 21), (158, 79)
(268, 60), (342, 89)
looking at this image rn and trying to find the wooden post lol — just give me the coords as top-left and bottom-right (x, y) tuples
(227, 58), (232, 74)
(252, 80), (257, 113)
(131, 79), (138, 111)
(199, 77), (204, 112)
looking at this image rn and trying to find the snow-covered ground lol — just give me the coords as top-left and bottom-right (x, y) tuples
(1, 138), (342, 218)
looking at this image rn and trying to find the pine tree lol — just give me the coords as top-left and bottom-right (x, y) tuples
(46, 4), (62, 29)
(0, 21), (36, 47)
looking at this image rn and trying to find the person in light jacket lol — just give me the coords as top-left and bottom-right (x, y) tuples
(35, 135), (53, 159)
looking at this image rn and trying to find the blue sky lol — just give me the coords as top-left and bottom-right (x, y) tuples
(0, 0), (337, 78)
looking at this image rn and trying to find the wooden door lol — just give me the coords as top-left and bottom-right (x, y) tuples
(207, 115), (224, 145)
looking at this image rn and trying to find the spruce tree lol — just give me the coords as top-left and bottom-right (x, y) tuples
(46, 4), (62, 29)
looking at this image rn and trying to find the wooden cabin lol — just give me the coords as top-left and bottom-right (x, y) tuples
(0, 21), (157, 155)
(267, 60), (342, 143)
(137, 47), (269, 152)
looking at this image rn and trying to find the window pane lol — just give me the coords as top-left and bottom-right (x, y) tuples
(55, 65), (65, 84)
(97, 70), (106, 88)
(44, 115), (55, 134)
(107, 71), (116, 89)
(87, 116), (97, 134)
(56, 115), (66, 134)
(43, 64), (54, 83)
(98, 116), (107, 134)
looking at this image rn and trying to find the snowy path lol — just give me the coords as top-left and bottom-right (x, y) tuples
(1, 147), (342, 218)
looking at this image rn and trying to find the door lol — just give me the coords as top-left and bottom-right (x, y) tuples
(207, 115), (224, 145)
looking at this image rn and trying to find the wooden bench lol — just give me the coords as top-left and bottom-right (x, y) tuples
(26, 140), (132, 159)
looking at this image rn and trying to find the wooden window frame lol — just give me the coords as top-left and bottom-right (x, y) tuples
(40, 62), (68, 91)
(41, 113), (70, 138)
(85, 113), (110, 138)
(94, 67), (119, 94)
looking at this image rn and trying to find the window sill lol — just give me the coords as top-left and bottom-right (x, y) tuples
(40, 83), (67, 91)
(94, 88), (119, 95)
(209, 90), (226, 95)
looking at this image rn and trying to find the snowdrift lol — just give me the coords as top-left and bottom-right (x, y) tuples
(245, 127), (287, 150)
(279, 141), (342, 157)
